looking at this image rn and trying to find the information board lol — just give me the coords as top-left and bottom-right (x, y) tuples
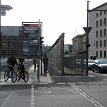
(22, 22), (42, 58)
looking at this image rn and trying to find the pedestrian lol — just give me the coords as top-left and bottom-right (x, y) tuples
(43, 54), (48, 76)
(33, 58), (37, 72)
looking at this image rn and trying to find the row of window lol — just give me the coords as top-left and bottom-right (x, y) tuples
(96, 50), (107, 58)
(96, 18), (106, 27)
(96, 11), (106, 17)
(95, 40), (106, 48)
(96, 29), (106, 37)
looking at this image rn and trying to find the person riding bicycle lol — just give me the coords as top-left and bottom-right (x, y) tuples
(17, 58), (29, 82)
(7, 56), (17, 75)
(18, 58), (26, 73)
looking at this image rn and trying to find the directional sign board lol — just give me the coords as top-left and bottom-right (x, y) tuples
(0, 5), (13, 11)
(0, 10), (6, 16)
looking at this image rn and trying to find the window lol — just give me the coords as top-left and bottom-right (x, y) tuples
(96, 21), (98, 28)
(104, 51), (106, 58)
(104, 10), (106, 14)
(104, 29), (106, 36)
(100, 40), (102, 47)
(100, 11), (102, 16)
(96, 51), (98, 58)
(104, 40), (106, 47)
(100, 19), (102, 26)
(96, 31), (98, 37)
(100, 30), (102, 37)
(96, 41), (98, 48)
(96, 13), (98, 17)
(100, 51), (102, 58)
(104, 18), (106, 25)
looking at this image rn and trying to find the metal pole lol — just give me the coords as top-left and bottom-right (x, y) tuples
(0, 0), (1, 82)
(37, 19), (41, 83)
(41, 46), (42, 75)
(86, 1), (90, 76)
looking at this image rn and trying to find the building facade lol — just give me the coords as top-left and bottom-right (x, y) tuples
(89, 2), (107, 59)
(72, 33), (86, 55)
(0, 26), (22, 57)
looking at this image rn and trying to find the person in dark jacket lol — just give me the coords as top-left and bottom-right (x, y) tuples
(7, 56), (17, 71)
(43, 54), (48, 76)
(33, 58), (37, 71)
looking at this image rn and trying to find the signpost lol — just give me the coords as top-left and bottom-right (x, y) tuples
(0, 0), (12, 83)
(0, 10), (6, 16)
(22, 22), (42, 83)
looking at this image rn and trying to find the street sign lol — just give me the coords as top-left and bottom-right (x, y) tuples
(0, 10), (6, 16)
(83, 27), (92, 34)
(0, 5), (13, 11)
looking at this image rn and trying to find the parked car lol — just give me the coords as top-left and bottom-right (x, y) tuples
(92, 59), (107, 73)
(88, 59), (95, 70)
(84, 59), (95, 70)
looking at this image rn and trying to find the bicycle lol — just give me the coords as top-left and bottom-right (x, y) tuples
(4, 65), (17, 83)
(17, 64), (29, 83)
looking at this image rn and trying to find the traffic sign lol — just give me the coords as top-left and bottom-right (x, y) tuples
(0, 5), (13, 11)
(0, 10), (6, 16)
(83, 27), (92, 34)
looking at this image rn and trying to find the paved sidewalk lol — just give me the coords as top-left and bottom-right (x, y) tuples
(29, 65), (53, 84)
(0, 65), (53, 85)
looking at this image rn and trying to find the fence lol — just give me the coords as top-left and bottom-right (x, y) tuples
(64, 54), (86, 75)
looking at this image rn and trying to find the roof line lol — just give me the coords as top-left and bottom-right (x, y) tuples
(89, 2), (107, 12)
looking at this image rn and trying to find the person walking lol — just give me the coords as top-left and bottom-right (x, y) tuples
(33, 58), (37, 72)
(43, 54), (48, 76)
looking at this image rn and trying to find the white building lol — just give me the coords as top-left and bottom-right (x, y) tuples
(89, 2), (107, 59)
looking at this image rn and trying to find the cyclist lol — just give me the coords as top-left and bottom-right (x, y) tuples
(7, 56), (17, 75)
(18, 58), (26, 74)
(17, 58), (29, 82)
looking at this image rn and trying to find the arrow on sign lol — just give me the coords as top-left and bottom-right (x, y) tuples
(0, 5), (13, 11)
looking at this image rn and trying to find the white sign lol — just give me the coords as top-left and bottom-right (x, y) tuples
(0, 10), (6, 16)
(0, 5), (12, 11)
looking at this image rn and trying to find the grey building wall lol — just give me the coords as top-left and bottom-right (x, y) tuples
(1, 26), (21, 36)
(89, 2), (107, 59)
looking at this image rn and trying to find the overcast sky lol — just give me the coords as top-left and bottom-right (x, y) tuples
(1, 0), (107, 46)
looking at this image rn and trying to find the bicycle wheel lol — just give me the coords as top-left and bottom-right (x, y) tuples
(11, 71), (17, 83)
(4, 70), (9, 81)
(17, 71), (21, 81)
(23, 71), (29, 83)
